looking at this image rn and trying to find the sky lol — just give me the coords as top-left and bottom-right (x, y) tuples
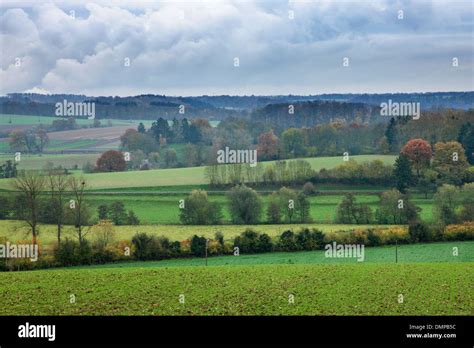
(0, 0), (473, 96)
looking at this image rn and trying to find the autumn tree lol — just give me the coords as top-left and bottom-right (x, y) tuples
(432, 141), (469, 185)
(400, 139), (432, 176)
(96, 150), (127, 172)
(12, 171), (46, 245)
(433, 184), (460, 224)
(9, 131), (28, 152)
(164, 148), (178, 167)
(266, 192), (281, 223)
(281, 128), (306, 158)
(376, 189), (420, 224)
(257, 130), (279, 160)
(36, 128), (49, 153)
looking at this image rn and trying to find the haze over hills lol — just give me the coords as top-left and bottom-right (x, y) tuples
(0, 92), (473, 122)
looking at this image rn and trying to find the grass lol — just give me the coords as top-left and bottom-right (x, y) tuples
(0, 114), (220, 128)
(0, 261), (471, 315)
(59, 192), (434, 224)
(0, 154), (396, 190)
(76, 241), (474, 269)
(0, 153), (99, 170)
(0, 220), (400, 245)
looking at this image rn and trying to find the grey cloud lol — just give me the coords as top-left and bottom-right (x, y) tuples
(0, 0), (472, 96)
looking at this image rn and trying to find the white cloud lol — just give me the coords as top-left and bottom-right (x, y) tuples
(0, 0), (472, 96)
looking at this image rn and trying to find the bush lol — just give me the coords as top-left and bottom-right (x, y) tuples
(258, 233), (273, 253)
(190, 235), (207, 256)
(91, 245), (116, 264)
(296, 228), (324, 250)
(233, 229), (273, 254)
(443, 222), (474, 241)
(302, 182), (316, 195)
(131, 233), (153, 260)
(54, 239), (92, 266)
(278, 230), (298, 251)
(367, 229), (382, 246)
(408, 222), (432, 243)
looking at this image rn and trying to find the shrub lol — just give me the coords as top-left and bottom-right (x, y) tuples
(233, 229), (273, 254)
(296, 228), (324, 250)
(131, 233), (154, 260)
(443, 222), (474, 241)
(367, 229), (382, 246)
(127, 210), (140, 225)
(54, 239), (92, 266)
(233, 229), (259, 254)
(408, 222), (432, 243)
(302, 182), (316, 195)
(278, 230), (298, 251)
(91, 245), (116, 264)
(258, 233), (273, 252)
(190, 235), (207, 256)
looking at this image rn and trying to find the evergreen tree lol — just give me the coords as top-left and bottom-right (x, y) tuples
(385, 117), (398, 152)
(458, 122), (474, 165)
(394, 154), (414, 193)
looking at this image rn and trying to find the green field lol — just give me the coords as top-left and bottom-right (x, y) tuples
(0, 114), (220, 128)
(0, 155), (396, 190)
(0, 153), (99, 171)
(0, 260), (471, 315)
(79, 193), (434, 224)
(0, 114), (150, 127)
(78, 241), (474, 269)
(0, 220), (399, 246)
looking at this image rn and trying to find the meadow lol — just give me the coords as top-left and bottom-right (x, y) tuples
(79, 192), (434, 224)
(0, 153), (99, 171)
(0, 220), (399, 245)
(76, 241), (474, 268)
(0, 154), (396, 190)
(0, 261), (471, 315)
(0, 114), (220, 128)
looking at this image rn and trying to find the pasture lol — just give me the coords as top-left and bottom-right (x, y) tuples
(76, 241), (474, 268)
(0, 154), (397, 190)
(0, 220), (400, 245)
(0, 261), (471, 315)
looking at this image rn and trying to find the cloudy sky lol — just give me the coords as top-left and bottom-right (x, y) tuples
(0, 0), (472, 96)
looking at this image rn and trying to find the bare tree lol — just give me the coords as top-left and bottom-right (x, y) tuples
(47, 169), (70, 246)
(12, 171), (45, 245)
(69, 176), (91, 245)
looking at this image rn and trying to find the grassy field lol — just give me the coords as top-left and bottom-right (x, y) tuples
(0, 261), (471, 315)
(0, 114), (152, 127)
(78, 193), (434, 224)
(0, 114), (220, 128)
(0, 155), (396, 190)
(0, 220), (399, 245)
(0, 153), (99, 170)
(77, 241), (474, 269)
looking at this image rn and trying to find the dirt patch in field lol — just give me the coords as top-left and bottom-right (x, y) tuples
(48, 126), (132, 140)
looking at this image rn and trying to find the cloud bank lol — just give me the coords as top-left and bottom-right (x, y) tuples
(1, 0), (472, 96)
